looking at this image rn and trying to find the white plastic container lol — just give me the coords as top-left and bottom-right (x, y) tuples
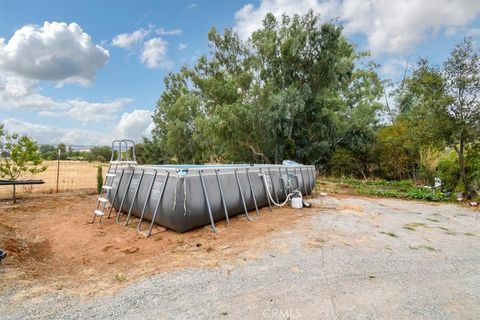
(291, 197), (303, 209)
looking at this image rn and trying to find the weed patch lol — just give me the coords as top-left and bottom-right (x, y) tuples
(419, 245), (437, 251)
(379, 231), (398, 238)
(403, 222), (427, 231)
(321, 178), (451, 202)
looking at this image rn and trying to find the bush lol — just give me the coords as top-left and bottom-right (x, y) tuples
(466, 142), (480, 196)
(405, 188), (445, 201)
(96, 166), (103, 194)
(418, 147), (441, 186)
(375, 120), (418, 180)
(437, 149), (460, 192)
(328, 148), (362, 177)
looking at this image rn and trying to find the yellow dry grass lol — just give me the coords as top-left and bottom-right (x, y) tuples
(0, 161), (109, 195)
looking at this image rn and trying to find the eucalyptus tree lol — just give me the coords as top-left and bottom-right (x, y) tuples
(146, 11), (383, 167)
(443, 38), (480, 197)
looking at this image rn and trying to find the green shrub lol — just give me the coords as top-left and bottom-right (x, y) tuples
(418, 147), (441, 186)
(357, 188), (402, 198)
(437, 150), (460, 192)
(466, 142), (480, 196)
(405, 188), (445, 201)
(96, 165), (103, 194)
(328, 148), (362, 177)
(365, 179), (413, 189)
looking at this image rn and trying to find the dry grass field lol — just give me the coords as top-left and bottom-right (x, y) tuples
(0, 161), (109, 196)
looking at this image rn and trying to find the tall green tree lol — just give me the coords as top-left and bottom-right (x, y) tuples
(443, 38), (480, 198)
(146, 11), (382, 167)
(388, 38), (480, 195)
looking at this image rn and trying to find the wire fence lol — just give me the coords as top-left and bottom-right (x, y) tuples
(0, 161), (110, 196)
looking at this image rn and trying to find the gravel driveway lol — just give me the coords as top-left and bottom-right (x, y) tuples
(2, 195), (480, 319)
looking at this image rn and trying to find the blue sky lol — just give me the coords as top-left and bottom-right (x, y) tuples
(1, 0), (480, 145)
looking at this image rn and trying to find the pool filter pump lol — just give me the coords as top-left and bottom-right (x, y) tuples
(291, 190), (303, 209)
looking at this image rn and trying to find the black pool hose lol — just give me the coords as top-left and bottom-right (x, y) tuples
(0, 250), (6, 262)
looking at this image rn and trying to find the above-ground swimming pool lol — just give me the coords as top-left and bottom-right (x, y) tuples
(104, 163), (315, 233)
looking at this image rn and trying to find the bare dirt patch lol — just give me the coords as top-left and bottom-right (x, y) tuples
(0, 190), (311, 299)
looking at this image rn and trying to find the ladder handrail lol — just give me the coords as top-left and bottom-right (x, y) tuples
(110, 139), (137, 163)
(121, 139), (136, 163)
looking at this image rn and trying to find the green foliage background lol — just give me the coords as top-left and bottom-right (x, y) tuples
(141, 11), (480, 197)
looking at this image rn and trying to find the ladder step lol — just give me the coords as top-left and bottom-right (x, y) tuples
(98, 197), (108, 203)
(94, 210), (105, 216)
(106, 173), (116, 177)
(102, 185), (113, 190)
(110, 161), (137, 164)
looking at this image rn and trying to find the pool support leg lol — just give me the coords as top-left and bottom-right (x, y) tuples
(125, 169), (145, 226)
(137, 170), (158, 233)
(246, 168), (259, 216)
(235, 169), (251, 221)
(215, 170), (230, 227)
(199, 170), (216, 233)
(147, 171), (170, 237)
(115, 169), (134, 222)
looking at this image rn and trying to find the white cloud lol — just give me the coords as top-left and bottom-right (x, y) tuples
(0, 72), (131, 122)
(467, 28), (480, 37)
(114, 109), (154, 142)
(2, 118), (109, 145)
(156, 28), (182, 36)
(233, 0), (480, 54)
(178, 43), (188, 50)
(0, 21), (109, 86)
(0, 74), (62, 110)
(112, 26), (179, 68)
(112, 28), (150, 49)
(2, 108), (152, 145)
(187, 3), (197, 9)
(340, 0), (480, 54)
(234, 0), (336, 40)
(140, 37), (173, 69)
(38, 98), (132, 123)
(380, 58), (409, 78)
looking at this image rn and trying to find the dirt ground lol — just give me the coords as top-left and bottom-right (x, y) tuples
(0, 190), (308, 298)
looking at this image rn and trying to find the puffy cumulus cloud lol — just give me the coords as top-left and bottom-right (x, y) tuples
(0, 74), (63, 110)
(114, 109), (154, 142)
(140, 37), (173, 69)
(112, 26), (179, 68)
(111, 28), (150, 49)
(178, 43), (188, 50)
(2, 118), (109, 145)
(340, 0), (480, 54)
(234, 0), (336, 40)
(38, 98), (132, 123)
(0, 21), (109, 86)
(233, 0), (480, 54)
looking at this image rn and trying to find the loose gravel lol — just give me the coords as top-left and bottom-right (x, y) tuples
(2, 196), (480, 319)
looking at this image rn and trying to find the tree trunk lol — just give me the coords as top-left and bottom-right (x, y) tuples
(12, 184), (16, 204)
(456, 137), (471, 199)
